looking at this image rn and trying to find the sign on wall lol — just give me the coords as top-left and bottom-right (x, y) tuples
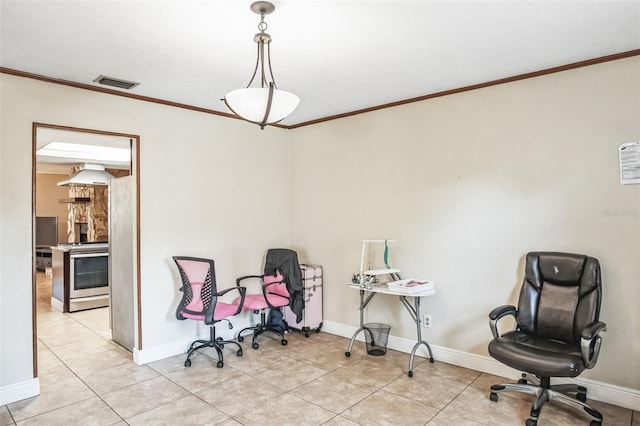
(619, 142), (640, 185)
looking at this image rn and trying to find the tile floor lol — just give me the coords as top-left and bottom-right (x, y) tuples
(1, 273), (638, 425)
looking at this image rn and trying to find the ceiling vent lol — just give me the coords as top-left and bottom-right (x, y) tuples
(93, 75), (139, 90)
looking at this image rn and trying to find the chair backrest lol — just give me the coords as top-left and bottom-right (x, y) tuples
(264, 248), (302, 291)
(264, 271), (289, 298)
(173, 256), (216, 322)
(516, 251), (601, 344)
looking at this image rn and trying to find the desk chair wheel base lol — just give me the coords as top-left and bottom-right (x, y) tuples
(408, 371), (413, 377)
(252, 342), (259, 349)
(345, 351), (351, 357)
(281, 338), (288, 345)
(184, 359), (191, 368)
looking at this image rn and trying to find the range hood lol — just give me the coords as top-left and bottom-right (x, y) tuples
(57, 164), (115, 186)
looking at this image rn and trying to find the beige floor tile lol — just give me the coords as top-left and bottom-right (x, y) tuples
(52, 342), (131, 375)
(0, 406), (14, 426)
(438, 386), (534, 426)
(207, 344), (289, 374)
(164, 358), (244, 393)
(427, 411), (486, 426)
(295, 370), (378, 413)
(100, 376), (190, 419)
(77, 361), (159, 395)
(383, 370), (469, 410)
(68, 308), (112, 340)
(14, 396), (121, 426)
(321, 416), (361, 426)
(589, 400), (633, 425)
(288, 341), (363, 371)
(413, 359), (481, 384)
(147, 353), (190, 375)
(126, 395), (228, 425)
(7, 375), (96, 422)
(341, 389), (439, 426)
(217, 419), (243, 426)
(632, 411), (640, 426)
(196, 373), (281, 417)
(333, 356), (405, 388)
(252, 357), (328, 391)
(232, 392), (335, 426)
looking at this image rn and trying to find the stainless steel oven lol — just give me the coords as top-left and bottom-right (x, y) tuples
(68, 246), (109, 311)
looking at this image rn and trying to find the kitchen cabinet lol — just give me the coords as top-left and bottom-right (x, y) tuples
(51, 247), (70, 312)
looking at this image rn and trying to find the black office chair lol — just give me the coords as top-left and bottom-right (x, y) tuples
(488, 252), (606, 426)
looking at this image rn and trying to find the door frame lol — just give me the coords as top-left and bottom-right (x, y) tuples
(31, 122), (142, 376)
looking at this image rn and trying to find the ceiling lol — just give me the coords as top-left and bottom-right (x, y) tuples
(35, 127), (132, 173)
(2, 1), (639, 130)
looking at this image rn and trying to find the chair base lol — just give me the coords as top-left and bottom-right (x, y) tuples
(489, 373), (603, 426)
(184, 325), (243, 368)
(237, 310), (288, 349)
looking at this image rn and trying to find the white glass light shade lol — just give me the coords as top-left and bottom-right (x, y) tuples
(224, 87), (300, 125)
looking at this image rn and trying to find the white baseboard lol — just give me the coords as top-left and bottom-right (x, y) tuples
(133, 318), (255, 365)
(0, 378), (40, 406)
(321, 320), (640, 411)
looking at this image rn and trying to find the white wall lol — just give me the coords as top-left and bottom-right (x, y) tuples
(1, 56), (639, 406)
(0, 73), (291, 403)
(289, 57), (640, 391)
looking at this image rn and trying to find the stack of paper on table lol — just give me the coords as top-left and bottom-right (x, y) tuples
(387, 279), (434, 294)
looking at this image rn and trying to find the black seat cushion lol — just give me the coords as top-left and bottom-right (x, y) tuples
(489, 330), (585, 378)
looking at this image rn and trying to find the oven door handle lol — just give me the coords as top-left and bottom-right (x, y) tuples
(70, 252), (108, 258)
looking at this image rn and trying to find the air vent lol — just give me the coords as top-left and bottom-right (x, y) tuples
(93, 75), (139, 90)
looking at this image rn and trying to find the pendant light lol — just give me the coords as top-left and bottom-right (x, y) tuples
(223, 1), (300, 129)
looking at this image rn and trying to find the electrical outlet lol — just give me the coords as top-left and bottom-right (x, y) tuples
(423, 314), (432, 328)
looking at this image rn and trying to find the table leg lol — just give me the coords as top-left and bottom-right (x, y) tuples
(400, 295), (434, 377)
(345, 288), (376, 357)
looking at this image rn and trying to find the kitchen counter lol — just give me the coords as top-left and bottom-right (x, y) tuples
(53, 242), (109, 253)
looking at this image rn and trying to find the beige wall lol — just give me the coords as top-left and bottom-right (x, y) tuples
(289, 57), (640, 390)
(1, 56), (639, 404)
(0, 72), (291, 395)
(35, 173), (69, 243)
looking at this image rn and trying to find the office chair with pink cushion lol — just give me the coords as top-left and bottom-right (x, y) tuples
(235, 271), (290, 349)
(173, 256), (246, 368)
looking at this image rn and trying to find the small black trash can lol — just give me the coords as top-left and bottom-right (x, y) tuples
(364, 323), (391, 356)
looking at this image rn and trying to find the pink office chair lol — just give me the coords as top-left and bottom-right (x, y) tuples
(235, 271), (291, 349)
(173, 256), (246, 368)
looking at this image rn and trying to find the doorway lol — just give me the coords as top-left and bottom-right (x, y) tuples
(32, 122), (141, 377)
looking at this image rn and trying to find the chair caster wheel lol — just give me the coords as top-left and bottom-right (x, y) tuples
(408, 371), (413, 377)
(216, 361), (223, 368)
(236, 349), (243, 357)
(184, 359), (191, 367)
(518, 378), (528, 385)
(525, 418), (537, 426)
(238, 336), (244, 342)
(576, 392), (587, 402)
(304, 332), (309, 338)
(429, 357), (434, 363)
(489, 392), (498, 402)
(281, 339), (288, 345)
(589, 421), (602, 426)
(216, 337), (223, 341)
(345, 351), (351, 357)
(252, 342), (259, 349)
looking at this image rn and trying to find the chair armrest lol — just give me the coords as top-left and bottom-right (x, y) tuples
(216, 286), (247, 315)
(488, 305), (517, 339)
(262, 280), (288, 309)
(580, 321), (606, 369)
(236, 275), (263, 286)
